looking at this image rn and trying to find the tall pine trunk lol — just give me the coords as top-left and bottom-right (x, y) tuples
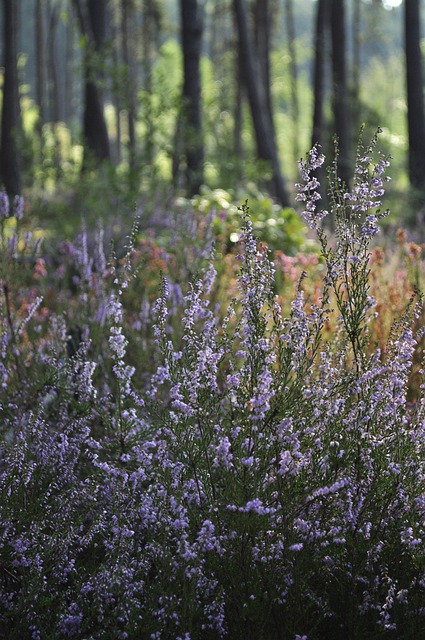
(330, 0), (351, 187)
(180, 0), (204, 196)
(311, 0), (329, 150)
(35, 0), (47, 130)
(122, 0), (137, 174)
(405, 0), (425, 204)
(233, 0), (289, 207)
(284, 0), (300, 161)
(73, 0), (110, 167)
(0, 0), (21, 196)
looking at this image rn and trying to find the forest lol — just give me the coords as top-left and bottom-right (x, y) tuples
(0, 0), (423, 233)
(4, 1), (425, 639)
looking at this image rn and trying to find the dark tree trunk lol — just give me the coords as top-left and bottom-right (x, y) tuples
(122, 0), (137, 173)
(311, 0), (330, 150)
(0, 0), (21, 196)
(351, 0), (361, 131)
(233, 17), (244, 181)
(253, 0), (273, 127)
(142, 0), (160, 165)
(111, 16), (122, 165)
(47, 4), (61, 123)
(47, 3), (63, 176)
(233, 0), (289, 207)
(35, 0), (47, 129)
(330, 0), (351, 187)
(65, 11), (75, 126)
(284, 0), (300, 161)
(180, 0), (204, 196)
(405, 0), (425, 200)
(73, 0), (110, 166)
(311, 0), (330, 201)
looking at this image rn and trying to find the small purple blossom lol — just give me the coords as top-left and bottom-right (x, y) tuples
(295, 145), (329, 229)
(0, 191), (9, 218)
(13, 195), (24, 220)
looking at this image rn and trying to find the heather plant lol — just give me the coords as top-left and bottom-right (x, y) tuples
(2, 134), (425, 639)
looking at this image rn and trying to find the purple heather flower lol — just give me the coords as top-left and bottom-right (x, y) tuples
(295, 145), (329, 229)
(13, 195), (24, 220)
(0, 191), (9, 218)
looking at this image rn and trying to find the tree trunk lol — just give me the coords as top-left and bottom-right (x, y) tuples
(351, 0), (361, 132)
(0, 0), (21, 196)
(253, 0), (273, 127)
(142, 0), (154, 165)
(233, 15), (244, 182)
(122, 0), (137, 173)
(284, 0), (300, 161)
(65, 10), (75, 127)
(405, 0), (425, 201)
(330, 0), (351, 187)
(233, 0), (289, 207)
(47, 4), (61, 123)
(72, 0), (110, 166)
(111, 16), (122, 165)
(35, 0), (47, 130)
(311, 0), (330, 204)
(180, 0), (204, 196)
(311, 0), (330, 150)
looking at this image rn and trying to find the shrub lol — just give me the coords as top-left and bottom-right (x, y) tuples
(1, 133), (425, 639)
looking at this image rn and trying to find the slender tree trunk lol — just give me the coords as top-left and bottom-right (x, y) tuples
(233, 0), (289, 206)
(47, 5), (61, 123)
(47, 4), (63, 176)
(112, 15), (122, 165)
(180, 0), (204, 196)
(351, 0), (361, 131)
(0, 0), (21, 196)
(122, 0), (137, 173)
(65, 10), (74, 126)
(405, 0), (425, 201)
(253, 0), (273, 127)
(72, 0), (110, 166)
(330, 0), (351, 187)
(142, 0), (161, 166)
(233, 18), (244, 182)
(284, 0), (299, 161)
(311, 0), (330, 150)
(35, 0), (47, 130)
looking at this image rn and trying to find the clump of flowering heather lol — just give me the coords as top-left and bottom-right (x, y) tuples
(2, 134), (425, 639)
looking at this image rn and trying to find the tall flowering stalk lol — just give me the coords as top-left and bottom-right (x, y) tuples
(296, 130), (392, 372)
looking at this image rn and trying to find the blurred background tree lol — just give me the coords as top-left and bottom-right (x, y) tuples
(0, 0), (21, 196)
(405, 0), (425, 210)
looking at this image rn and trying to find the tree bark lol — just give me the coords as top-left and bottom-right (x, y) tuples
(233, 15), (244, 181)
(233, 0), (289, 207)
(253, 0), (273, 127)
(330, 0), (351, 187)
(180, 0), (204, 196)
(0, 0), (21, 196)
(311, 0), (329, 150)
(122, 0), (137, 173)
(284, 0), (300, 161)
(72, 0), (110, 166)
(351, 0), (361, 131)
(47, 4), (61, 123)
(142, 0), (157, 165)
(405, 0), (425, 200)
(65, 9), (75, 126)
(35, 0), (47, 129)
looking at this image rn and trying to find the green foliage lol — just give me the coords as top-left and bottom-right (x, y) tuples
(183, 186), (312, 255)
